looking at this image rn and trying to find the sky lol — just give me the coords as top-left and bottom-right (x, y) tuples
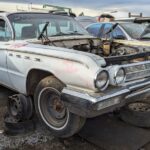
(1, 0), (150, 18)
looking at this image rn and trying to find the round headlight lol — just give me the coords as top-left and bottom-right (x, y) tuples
(95, 70), (109, 91)
(115, 68), (126, 85)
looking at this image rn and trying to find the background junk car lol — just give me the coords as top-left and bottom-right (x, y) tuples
(86, 22), (150, 56)
(0, 12), (149, 137)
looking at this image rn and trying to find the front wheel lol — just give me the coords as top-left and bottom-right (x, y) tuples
(120, 101), (150, 128)
(34, 76), (86, 138)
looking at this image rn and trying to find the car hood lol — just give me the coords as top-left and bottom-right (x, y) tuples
(6, 40), (106, 69)
(27, 35), (98, 43)
(114, 39), (150, 47)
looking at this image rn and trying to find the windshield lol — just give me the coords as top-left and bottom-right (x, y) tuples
(120, 23), (150, 39)
(8, 13), (89, 40)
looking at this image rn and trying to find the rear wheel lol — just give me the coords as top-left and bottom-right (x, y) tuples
(34, 76), (86, 138)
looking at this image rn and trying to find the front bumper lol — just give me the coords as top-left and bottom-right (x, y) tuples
(61, 78), (150, 118)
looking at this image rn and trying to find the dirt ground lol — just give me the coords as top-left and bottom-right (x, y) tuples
(0, 89), (150, 150)
(0, 106), (100, 150)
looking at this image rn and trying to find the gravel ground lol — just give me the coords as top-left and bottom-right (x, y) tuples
(0, 106), (100, 150)
(1, 106), (150, 150)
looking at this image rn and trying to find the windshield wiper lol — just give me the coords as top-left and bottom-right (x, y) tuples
(38, 22), (49, 40)
(38, 22), (57, 46)
(105, 23), (119, 35)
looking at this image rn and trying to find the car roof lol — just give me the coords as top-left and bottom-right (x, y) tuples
(0, 11), (73, 19)
(85, 21), (135, 28)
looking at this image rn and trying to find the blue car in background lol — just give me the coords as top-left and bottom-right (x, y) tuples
(86, 22), (150, 40)
(86, 22), (150, 56)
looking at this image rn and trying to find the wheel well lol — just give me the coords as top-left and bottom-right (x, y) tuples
(26, 69), (53, 95)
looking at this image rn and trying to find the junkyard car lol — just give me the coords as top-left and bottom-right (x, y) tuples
(0, 12), (150, 137)
(86, 22), (150, 56)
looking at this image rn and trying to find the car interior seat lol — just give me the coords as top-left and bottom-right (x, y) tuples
(21, 26), (36, 39)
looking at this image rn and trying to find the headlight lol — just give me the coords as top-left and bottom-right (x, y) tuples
(109, 66), (126, 86)
(115, 68), (126, 85)
(95, 70), (109, 91)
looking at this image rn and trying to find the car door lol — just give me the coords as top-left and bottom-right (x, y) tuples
(0, 18), (13, 88)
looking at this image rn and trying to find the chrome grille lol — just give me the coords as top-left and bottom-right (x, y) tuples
(122, 61), (150, 82)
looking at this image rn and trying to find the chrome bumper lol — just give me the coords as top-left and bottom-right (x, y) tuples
(61, 78), (150, 118)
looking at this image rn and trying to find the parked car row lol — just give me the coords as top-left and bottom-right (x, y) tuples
(0, 11), (149, 138)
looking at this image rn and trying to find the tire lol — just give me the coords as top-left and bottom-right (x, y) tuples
(120, 101), (150, 128)
(4, 112), (35, 136)
(34, 76), (86, 138)
(8, 94), (33, 122)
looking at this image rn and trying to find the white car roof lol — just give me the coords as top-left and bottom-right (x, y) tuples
(85, 21), (134, 29)
(0, 11), (52, 18)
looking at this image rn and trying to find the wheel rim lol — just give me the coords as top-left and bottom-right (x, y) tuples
(38, 87), (69, 130)
(128, 102), (150, 112)
(9, 96), (22, 118)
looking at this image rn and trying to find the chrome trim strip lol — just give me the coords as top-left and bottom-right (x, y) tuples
(62, 87), (129, 103)
(96, 89), (129, 102)
(62, 79), (150, 105)
(62, 88), (97, 103)
(128, 80), (150, 91)
(6, 49), (89, 69)
(122, 60), (150, 68)
(121, 61), (150, 83)
(125, 88), (150, 99)
(126, 69), (150, 81)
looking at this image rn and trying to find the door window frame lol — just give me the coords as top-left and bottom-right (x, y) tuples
(0, 16), (13, 41)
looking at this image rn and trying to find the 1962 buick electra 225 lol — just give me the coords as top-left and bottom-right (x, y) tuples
(0, 12), (149, 137)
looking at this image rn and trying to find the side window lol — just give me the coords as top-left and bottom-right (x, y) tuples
(101, 23), (112, 38)
(87, 24), (102, 37)
(113, 26), (126, 39)
(13, 23), (33, 40)
(59, 20), (73, 33)
(0, 19), (11, 41)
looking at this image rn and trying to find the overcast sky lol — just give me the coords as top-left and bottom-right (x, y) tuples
(1, 0), (150, 17)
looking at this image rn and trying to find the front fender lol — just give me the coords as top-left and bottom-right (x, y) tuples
(6, 41), (106, 93)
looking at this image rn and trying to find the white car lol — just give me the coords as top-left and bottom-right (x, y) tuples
(0, 12), (149, 137)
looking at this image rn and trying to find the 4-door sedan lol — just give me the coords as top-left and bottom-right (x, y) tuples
(0, 12), (150, 138)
